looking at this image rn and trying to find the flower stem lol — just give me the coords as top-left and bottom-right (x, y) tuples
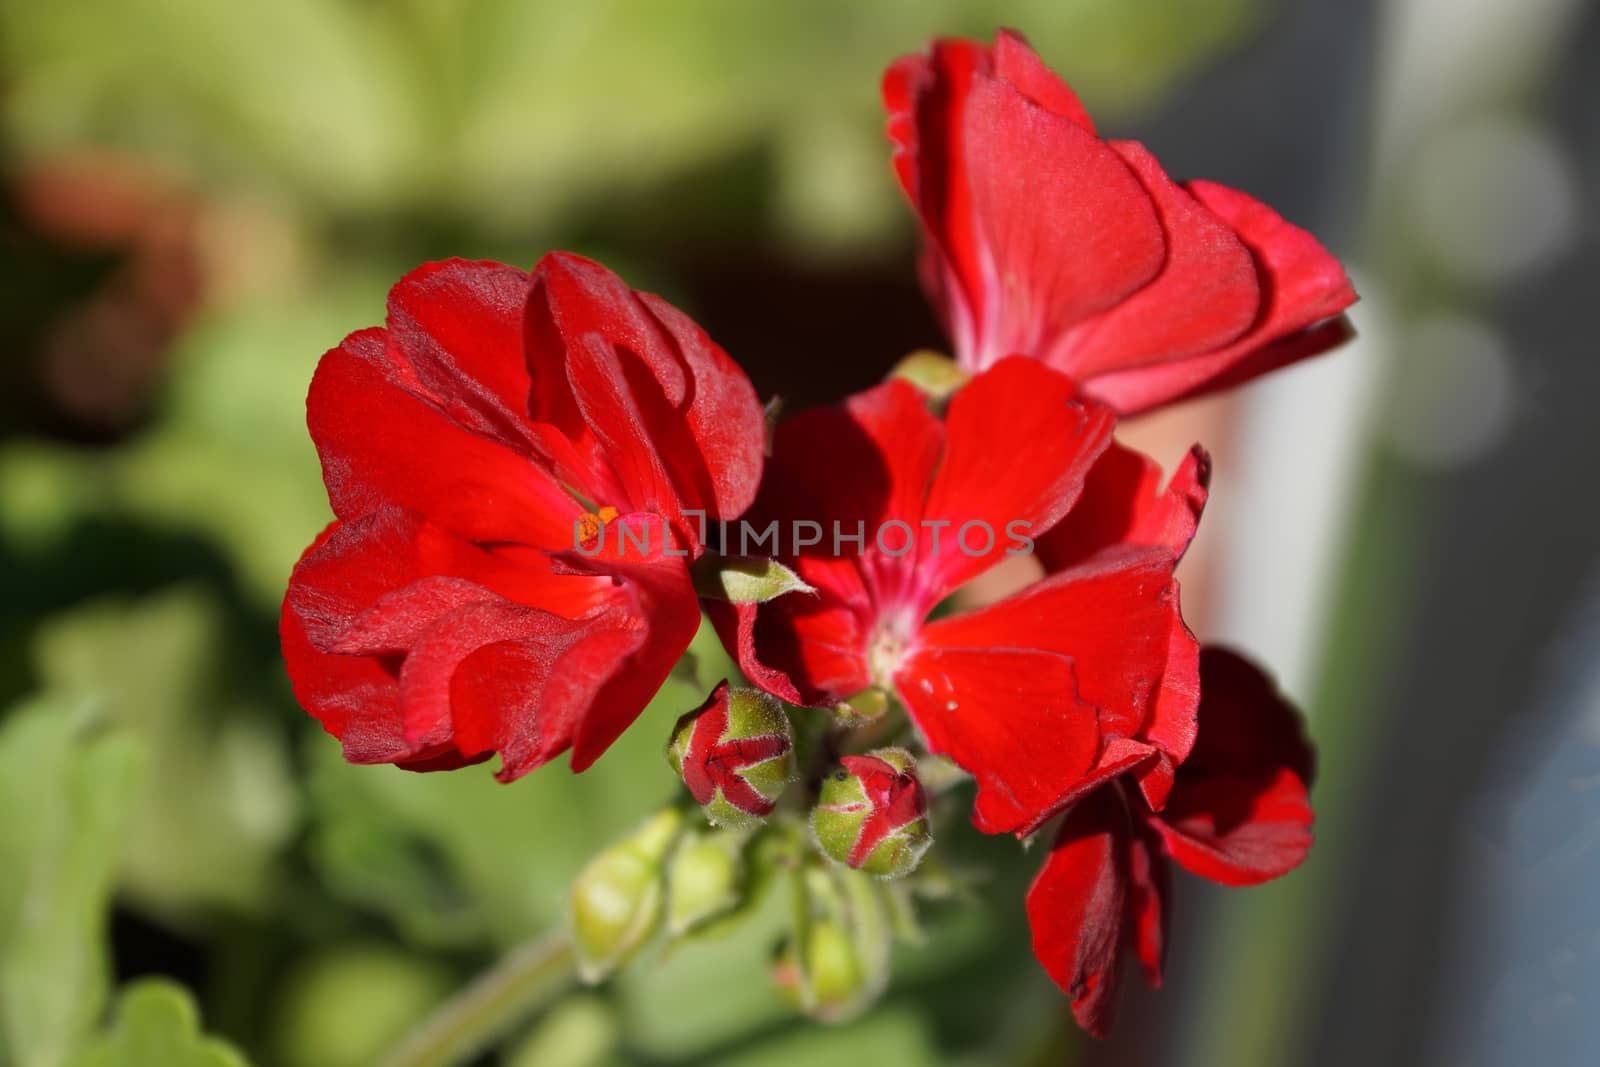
(377, 933), (577, 1067)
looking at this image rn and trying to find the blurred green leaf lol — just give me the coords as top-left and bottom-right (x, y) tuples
(2, 0), (1262, 247)
(306, 665), (703, 948)
(63, 980), (249, 1067)
(0, 698), (141, 1067)
(707, 1007), (941, 1067)
(504, 995), (623, 1067)
(32, 588), (299, 917)
(270, 945), (452, 1067)
(116, 277), (388, 609)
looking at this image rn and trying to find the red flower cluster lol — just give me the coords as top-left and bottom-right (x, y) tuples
(281, 29), (1350, 1036)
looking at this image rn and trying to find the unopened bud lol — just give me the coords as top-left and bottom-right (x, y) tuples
(811, 748), (932, 878)
(665, 829), (745, 937)
(667, 681), (794, 830)
(887, 350), (969, 409)
(773, 867), (892, 1022)
(570, 807), (682, 982)
(832, 686), (890, 727)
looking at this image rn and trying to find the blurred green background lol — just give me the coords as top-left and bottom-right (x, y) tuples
(3, 1), (1596, 1066)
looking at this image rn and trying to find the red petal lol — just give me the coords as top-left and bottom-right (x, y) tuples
(901, 546), (1196, 833)
(885, 36), (1165, 371)
(1084, 183), (1357, 413)
(281, 547), (409, 764)
(281, 509), (695, 778)
(441, 515), (700, 779)
(709, 379), (939, 705)
(991, 30), (1095, 132)
(1061, 142), (1259, 378)
(760, 378), (943, 541)
(308, 276), (578, 548)
(1026, 786), (1132, 1038)
(895, 642), (1100, 836)
(1126, 825), (1170, 987)
(284, 507), (608, 751)
(1036, 441), (1212, 573)
(527, 253), (765, 546)
(287, 507), (599, 659)
(1129, 596), (1201, 813)
(1150, 648), (1315, 885)
(884, 39), (989, 363)
(920, 358), (1113, 595)
(707, 574), (871, 708)
(961, 73), (1164, 368)
(385, 259), (540, 443)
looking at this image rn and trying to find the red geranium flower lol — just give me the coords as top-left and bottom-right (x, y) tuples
(281, 253), (765, 779)
(710, 357), (1200, 835)
(1026, 647), (1316, 1035)
(883, 30), (1358, 413)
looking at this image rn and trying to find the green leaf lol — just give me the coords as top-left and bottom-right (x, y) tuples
(32, 589), (299, 916)
(270, 945), (451, 1067)
(0, 697), (141, 1067)
(306, 666), (700, 948)
(64, 980), (249, 1067)
(692, 554), (814, 605)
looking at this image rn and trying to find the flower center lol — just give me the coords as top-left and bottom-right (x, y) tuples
(577, 505), (620, 543)
(867, 609), (919, 689)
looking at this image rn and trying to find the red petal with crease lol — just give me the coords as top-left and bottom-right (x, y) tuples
(707, 576), (871, 709)
(962, 74), (1164, 366)
(1150, 648), (1315, 885)
(709, 379), (938, 704)
(310, 322), (579, 549)
(920, 358), (1113, 595)
(884, 39), (988, 362)
(1026, 786), (1131, 1038)
(901, 546), (1194, 834)
(281, 561), (409, 765)
(527, 252), (765, 542)
(1128, 598), (1201, 813)
(759, 379), (943, 539)
(1060, 142), (1259, 378)
(896, 643), (1099, 836)
(1036, 442), (1212, 573)
(443, 514), (700, 778)
(1126, 826), (1169, 987)
(385, 259), (539, 445)
(991, 29), (1095, 131)
(1084, 182), (1357, 413)
(287, 507), (601, 661)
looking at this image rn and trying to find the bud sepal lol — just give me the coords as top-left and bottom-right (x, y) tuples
(811, 748), (932, 878)
(667, 682), (795, 830)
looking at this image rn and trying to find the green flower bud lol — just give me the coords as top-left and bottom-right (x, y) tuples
(832, 686), (891, 727)
(665, 829), (745, 937)
(667, 682), (795, 830)
(887, 349), (969, 409)
(773, 867), (892, 1023)
(811, 747), (932, 878)
(569, 807), (682, 983)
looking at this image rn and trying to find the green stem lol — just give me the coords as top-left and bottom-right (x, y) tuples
(377, 933), (577, 1067)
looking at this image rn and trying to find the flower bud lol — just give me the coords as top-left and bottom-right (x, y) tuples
(832, 686), (890, 727)
(665, 829), (745, 937)
(667, 681), (794, 830)
(570, 807), (682, 982)
(887, 349), (969, 408)
(772, 867), (892, 1022)
(811, 748), (932, 878)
